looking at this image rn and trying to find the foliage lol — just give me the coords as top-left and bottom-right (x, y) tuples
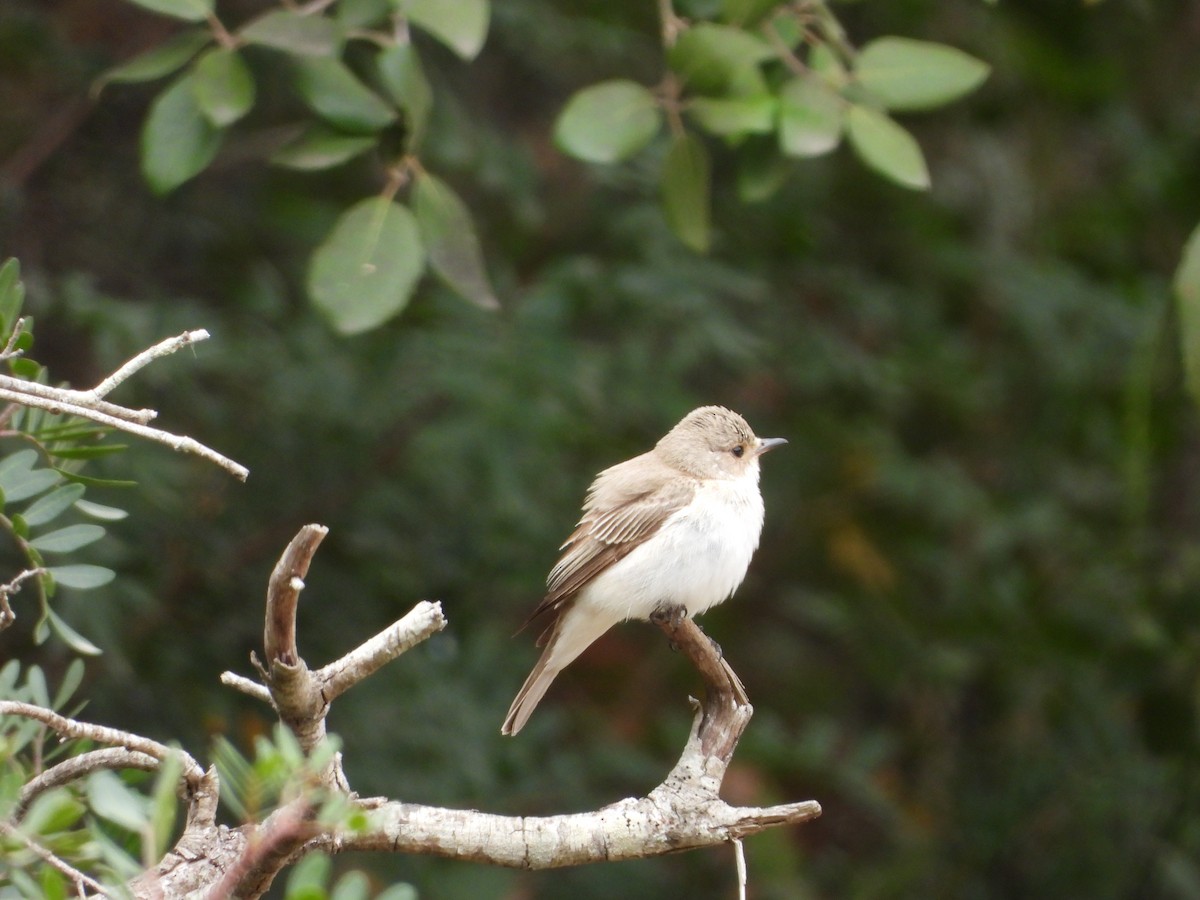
(2, 0), (1200, 898)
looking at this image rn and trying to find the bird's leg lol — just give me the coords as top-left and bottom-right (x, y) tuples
(650, 604), (688, 652)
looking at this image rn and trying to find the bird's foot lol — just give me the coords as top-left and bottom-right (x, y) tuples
(651, 604), (688, 651)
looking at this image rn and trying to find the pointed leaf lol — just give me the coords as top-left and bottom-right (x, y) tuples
(293, 57), (396, 133)
(554, 80), (662, 164)
(308, 198), (425, 334)
(0, 257), (24, 336)
(31, 524), (106, 553)
(45, 608), (103, 654)
(93, 29), (211, 91)
(22, 483), (86, 527)
(141, 73), (224, 194)
(270, 127), (375, 170)
(193, 48), (256, 127)
(1174, 222), (1200, 405)
(856, 37), (990, 112)
(779, 75), (843, 157)
(52, 658), (86, 709)
(240, 11), (342, 56)
(661, 132), (711, 253)
(122, 0), (213, 23)
(47, 564), (116, 590)
(376, 43), (432, 150)
(846, 104), (929, 190)
(74, 499), (130, 521)
(413, 173), (498, 310)
(400, 0), (489, 60)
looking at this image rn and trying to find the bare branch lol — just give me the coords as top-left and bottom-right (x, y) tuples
(0, 566), (42, 631)
(0, 701), (205, 785)
(264, 524), (328, 667)
(15, 747), (159, 820)
(85, 329), (210, 400)
(220, 671), (274, 706)
(318, 600), (446, 702)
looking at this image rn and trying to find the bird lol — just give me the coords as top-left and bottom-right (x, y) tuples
(501, 405), (785, 735)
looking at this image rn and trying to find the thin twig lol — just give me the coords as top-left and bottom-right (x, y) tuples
(318, 600), (446, 702)
(15, 747), (159, 820)
(84, 329), (209, 401)
(0, 566), (41, 630)
(264, 524), (329, 667)
(0, 821), (116, 897)
(219, 671), (274, 705)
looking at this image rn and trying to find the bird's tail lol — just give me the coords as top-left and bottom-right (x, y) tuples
(501, 606), (611, 735)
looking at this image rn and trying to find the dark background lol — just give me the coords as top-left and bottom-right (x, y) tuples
(3, 0), (1200, 897)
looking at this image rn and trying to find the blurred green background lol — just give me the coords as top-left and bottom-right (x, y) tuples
(3, 0), (1200, 897)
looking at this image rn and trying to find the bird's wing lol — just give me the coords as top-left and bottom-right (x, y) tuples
(521, 454), (698, 642)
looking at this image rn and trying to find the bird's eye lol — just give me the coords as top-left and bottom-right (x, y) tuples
(731, 445), (745, 458)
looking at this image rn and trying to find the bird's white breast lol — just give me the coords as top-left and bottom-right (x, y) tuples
(580, 473), (766, 622)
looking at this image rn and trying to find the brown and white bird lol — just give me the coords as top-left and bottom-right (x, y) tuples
(501, 406), (785, 735)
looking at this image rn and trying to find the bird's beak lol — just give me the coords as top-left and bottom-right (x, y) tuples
(755, 437), (788, 457)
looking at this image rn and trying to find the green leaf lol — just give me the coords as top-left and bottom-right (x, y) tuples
(121, 0), (213, 23)
(687, 94), (775, 137)
(46, 564), (116, 590)
(400, 0), (489, 60)
(240, 11), (342, 56)
(721, 0), (782, 27)
(668, 24), (774, 96)
(413, 172), (499, 310)
(150, 752), (183, 858)
(0, 257), (24, 336)
(20, 788), (85, 835)
(855, 37), (990, 112)
(270, 127), (376, 171)
(45, 607), (103, 655)
(737, 136), (789, 203)
(337, 0), (392, 28)
(554, 80), (662, 164)
(74, 499), (130, 521)
(1174, 222), (1200, 405)
(287, 854), (333, 893)
(88, 770), (150, 832)
(22, 483), (86, 527)
(93, 29), (210, 91)
(0, 468), (60, 503)
(293, 57), (397, 133)
(331, 871), (370, 900)
(846, 104), (930, 190)
(52, 658), (86, 709)
(661, 132), (711, 253)
(308, 198), (426, 334)
(376, 43), (433, 150)
(0, 448), (37, 481)
(31, 524), (106, 553)
(778, 76), (844, 158)
(11, 358), (39, 379)
(46, 444), (129, 460)
(192, 48), (256, 127)
(140, 73), (224, 194)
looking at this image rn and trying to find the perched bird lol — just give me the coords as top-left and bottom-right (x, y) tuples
(502, 405), (785, 735)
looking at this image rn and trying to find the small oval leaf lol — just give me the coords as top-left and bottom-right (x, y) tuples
(308, 198), (426, 334)
(293, 57), (396, 133)
(192, 48), (256, 127)
(270, 128), (376, 171)
(74, 499), (130, 521)
(140, 73), (224, 194)
(31, 524), (106, 553)
(687, 94), (775, 137)
(376, 44), (432, 150)
(46, 564), (117, 590)
(22, 483), (86, 527)
(413, 173), (499, 310)
(661, 132), (712, 253)
(846, 104), (930, 190)
(554, 80), (662, 164)
(779, 76), (843, 158)
(1, 468), (61, 504)
(122, 0), (213, 23)
(668, 24), (774, 96)
(401, 0), (489, 60)
(856, 37), (990, 112)
(93, 29), (211, 92)
(240, 11), (342, 56)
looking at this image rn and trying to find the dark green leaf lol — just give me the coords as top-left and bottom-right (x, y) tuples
(856, 37), (990, 112)
(93, 29), (210, 91)
(46, 564), (116, 590)
(737, 137), (790, 202)
(46, 443), (129, 460)
(846, 104), (929, 190)
(140, 73), (224, 194)
(31, 524), (106, 553)
(10, 358), (39, 379)
(240, 11), (341, 56)
(122, 0), (213, 24)
(192, 48), (256, 127)
(687, 94), (775, 137)
(1174, 222), (1200, 405)
(22, 483), (86, 527)
(270, 127), (376, 171)
(55, 470), (138, 489)
(668, 24), (774, 96)
(554, 80), (662, 164)
(293, 57), (397, 133)
(337, 0), (391, 28)
(413, 172), (499, 310)
(308, 198), (426, 334)
(401, 0), (489, 60)
(721, 0), (782, 27)
(661, 132), (711, 253)
(778, 76), (844, 158)
(376, 43), (433, 150)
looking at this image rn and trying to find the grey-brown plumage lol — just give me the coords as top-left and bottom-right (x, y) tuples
(502, 406), (785, 735)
